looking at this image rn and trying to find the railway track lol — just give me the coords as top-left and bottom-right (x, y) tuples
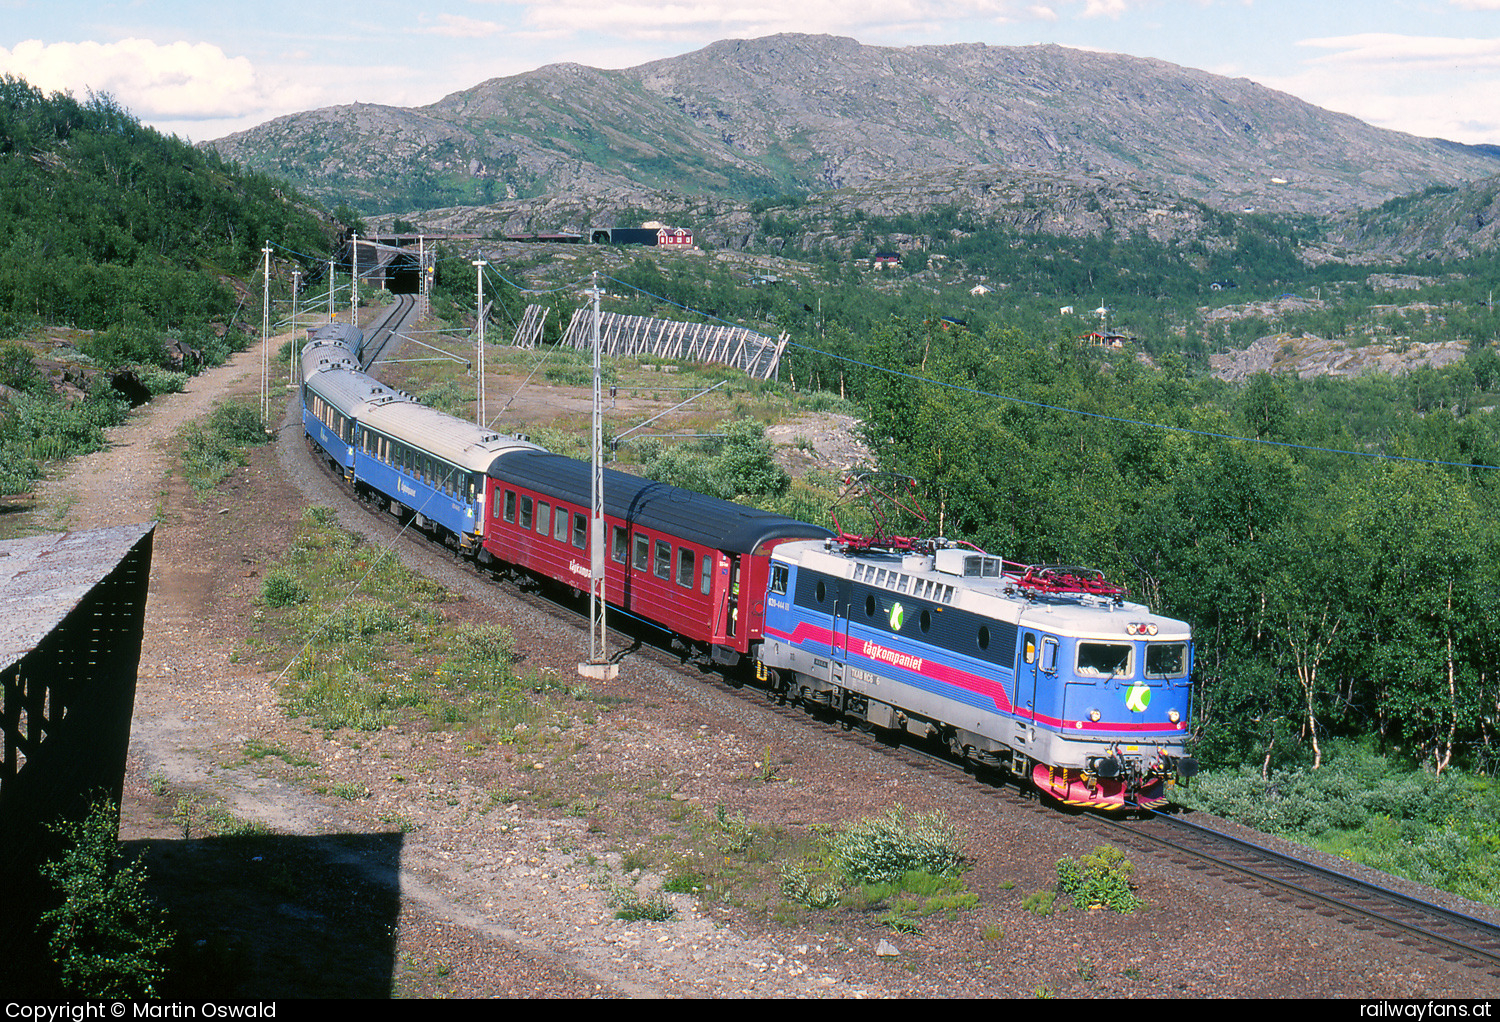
(358, 293), (420, 369)
(310, 433), (1500, 982)
(1090, 809), (1500, 980)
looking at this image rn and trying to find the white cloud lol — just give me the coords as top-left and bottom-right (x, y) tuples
(0, 38), (307, 122)
(1262, 68), (1500, 144)
(1298, 32), (1500, 71)
(1079, 0), (1130, 16)
(1269, 32), (1500, 143)
(484, 0), (1035, 40)
(417, 14), (508, 38)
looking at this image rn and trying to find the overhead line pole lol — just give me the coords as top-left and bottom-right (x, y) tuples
(473, 259), (487, 427)
(580, 271), (618, 682)
(261, 241), (272, 423)
(289, 269), (300, 387)
(351, 232), (359, 326)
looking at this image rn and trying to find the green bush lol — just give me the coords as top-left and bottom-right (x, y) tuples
(641, 417), (789, 500)
(133, 366), (189, 396)
(79, 309), (169, 367)
(0, 342), (42, 392)
(778, 863), (841, 908)
(1055, 845), (1139, 913)
(828, 805), (964, 884)
(260, 570), (308, 607)
(38, 800), (173, 998)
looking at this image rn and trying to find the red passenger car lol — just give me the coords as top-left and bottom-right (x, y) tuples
(482, 451), (830, 663)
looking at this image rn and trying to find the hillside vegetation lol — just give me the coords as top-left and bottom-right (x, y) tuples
(0, 76), (329, 334)
(5, 74), (1498, 904)
(0, 76), (331, 495)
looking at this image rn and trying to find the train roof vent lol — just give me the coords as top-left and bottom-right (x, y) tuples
(935, 550), (1007, 579)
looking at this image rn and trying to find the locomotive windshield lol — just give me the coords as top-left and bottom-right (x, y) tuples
(1076, 642), (1131, 677)
(1145, 643), (1189, 679)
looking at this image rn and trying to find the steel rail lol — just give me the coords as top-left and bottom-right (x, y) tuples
(1092, 810), (1500, 977)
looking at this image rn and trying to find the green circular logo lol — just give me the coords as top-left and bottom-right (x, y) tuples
(889, 602), (904, 631)
(1125, 684), (1151, 713)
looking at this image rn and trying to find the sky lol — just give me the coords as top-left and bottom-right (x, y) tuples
(3, 0), (1500, 147)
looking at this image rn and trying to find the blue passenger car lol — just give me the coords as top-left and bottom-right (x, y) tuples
(353, 401), (540, 553)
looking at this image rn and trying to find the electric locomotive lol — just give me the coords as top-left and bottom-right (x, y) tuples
(758, 540), (1196, 809)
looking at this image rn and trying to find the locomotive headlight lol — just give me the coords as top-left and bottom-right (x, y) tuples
(1147, 623), (1159, 636)
(1088, 709), (1101, 722)
(1125, 622), (1138, 635)
(1168, 709), (1180, 724)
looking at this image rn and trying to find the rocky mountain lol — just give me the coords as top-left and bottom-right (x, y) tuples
(1322, 177), (1500, 261)
(402, 163), (1224, 257)
(211, 34), (1500, 219)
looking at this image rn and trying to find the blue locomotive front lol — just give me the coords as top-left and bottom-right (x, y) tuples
(758, 541), (1196, 810)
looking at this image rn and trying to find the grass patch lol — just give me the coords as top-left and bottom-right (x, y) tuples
(250, 506), (595, 739)
(177, 399), (269, 494)
(608, 885), (676, 922)
(170, 796), (272, 840)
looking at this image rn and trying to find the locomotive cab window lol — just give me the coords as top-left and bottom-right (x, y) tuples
(1145, 643), (1189, 679)
(1077, 642), (1132, 678)
(770, 565), (789, 595)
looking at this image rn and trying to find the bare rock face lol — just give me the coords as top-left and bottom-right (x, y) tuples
(1210, 333), (1469, 383)
(1323, 176), (1500, 261)
(209, 34), (1500, 220)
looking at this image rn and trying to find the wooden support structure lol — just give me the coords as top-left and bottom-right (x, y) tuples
(557, 310), (785, 380)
